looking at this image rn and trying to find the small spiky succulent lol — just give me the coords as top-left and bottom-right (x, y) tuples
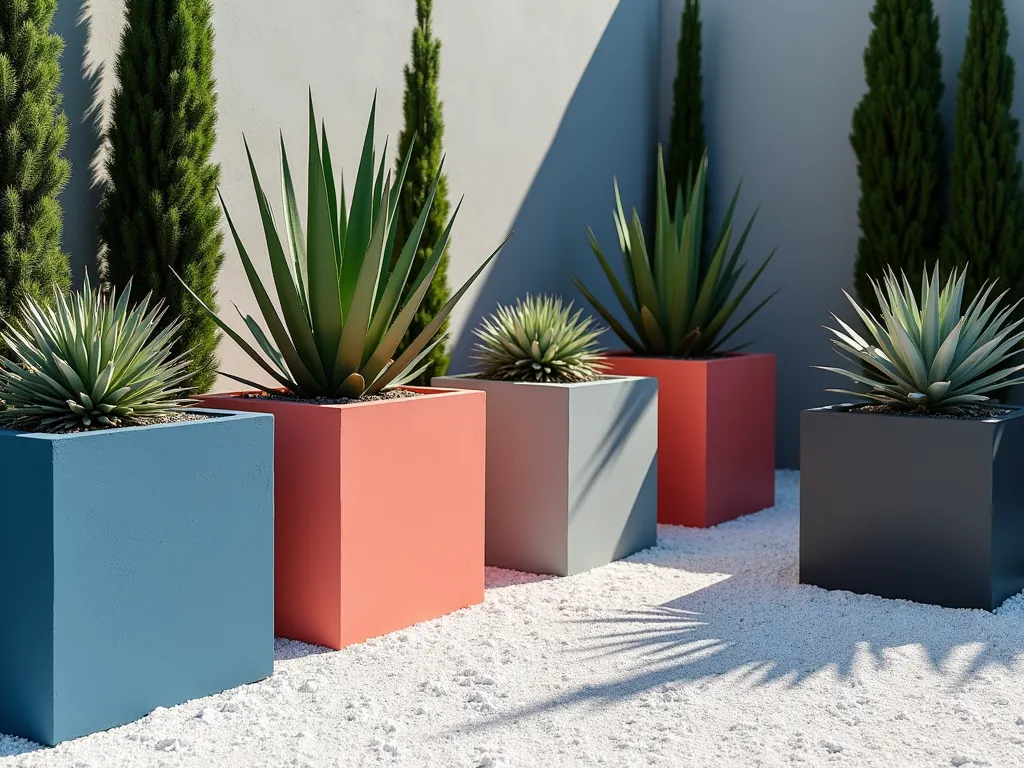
(0, 276), (195, 432)
(472, 295), (608, 383)
(819, 263), (1024, 411)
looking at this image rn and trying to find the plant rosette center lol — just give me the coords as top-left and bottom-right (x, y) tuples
(470, 295), (608, 385)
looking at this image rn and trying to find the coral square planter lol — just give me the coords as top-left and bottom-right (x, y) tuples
(433, 374), (658, 576)
(800, 404), (1024, 610)
(197, 387), (485, 650)
(0, 410), (274, 746)
(602, 352), (775, 527)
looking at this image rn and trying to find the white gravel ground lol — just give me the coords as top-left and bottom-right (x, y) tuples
(4, 470), (1024, 767)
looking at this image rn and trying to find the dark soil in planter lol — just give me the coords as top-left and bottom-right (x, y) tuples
(850, 403), (1014, 420)
(605, 351), (744, 361)
(466, 373), (607, 384)
(1, 410), (211, 435)
(239, 388), (421, 406)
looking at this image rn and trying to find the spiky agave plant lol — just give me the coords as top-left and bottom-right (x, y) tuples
(0, 276), (194, 431)
(574, 145), (776, 357)
(472, 295), (607, 383)
(178, 93), (508, 399)
(819, 264), (1024, 410)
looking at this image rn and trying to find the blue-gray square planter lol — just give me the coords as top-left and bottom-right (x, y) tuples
(434, 374), (658, 576)
(0, 409), (275, 746)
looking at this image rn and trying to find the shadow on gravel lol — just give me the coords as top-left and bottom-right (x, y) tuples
(274, 638), (335, 662)
(458, 470), (1024, 732)
(578, 573), (1024, 691)
(485, 568), (556, 590)
(0, 734), (42, 758)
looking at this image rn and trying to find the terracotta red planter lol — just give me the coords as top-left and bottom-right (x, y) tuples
(603, 353), (775, 527)
(198, 387), (485, 650)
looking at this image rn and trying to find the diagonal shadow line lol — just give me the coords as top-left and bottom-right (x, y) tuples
(452, 560), (1024, 736)
(571, 381), (657, 515)
(449, 0), (660, 372)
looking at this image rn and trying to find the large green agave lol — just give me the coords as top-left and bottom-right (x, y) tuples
(820, 264), (1024, 410)
(0, 276), (193, 431)
(179, 94), (508, 399)
(574, 146), (776, 357)
(472, 295), (607, 383)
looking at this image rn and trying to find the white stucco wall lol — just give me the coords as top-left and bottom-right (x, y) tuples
(56, 0), (661, 392)
(61, 0), (1023, 468)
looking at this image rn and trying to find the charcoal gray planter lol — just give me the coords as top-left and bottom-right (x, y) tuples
(433, 374), (658, 576)
(800, 403), (1024, 610)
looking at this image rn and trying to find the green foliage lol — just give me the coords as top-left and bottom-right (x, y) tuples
(392, 0), (451, 385)
(179, 95), (508, 399)
(575, 146), (776, 358)
(820, 264), (1024, 410)
(472, 295), (607, 383)
(941, 0), (1024, 310)
(667, 0), (707, 236)
(0, 0), (71, 355)
(100, 0), (223, 393)
(850, 0), (946, 314)
(0, 275), (193, 431)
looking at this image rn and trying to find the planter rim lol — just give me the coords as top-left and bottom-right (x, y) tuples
(202, 385), (479, 411)
(805, 401), (1024, 424)
(0, 407), (263, 442)
(434, 373), (652, 389)
(603, 350), (773, 364)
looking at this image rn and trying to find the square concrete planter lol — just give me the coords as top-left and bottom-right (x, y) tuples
(800, 404), (1024, 610)
(603, 352), (775, 527)
(198, 388), (485, 650)
(433, 374), (658, 576)
(0, 410), (274, 746)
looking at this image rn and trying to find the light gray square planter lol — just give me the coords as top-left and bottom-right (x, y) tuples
(433, 374), (658, 576)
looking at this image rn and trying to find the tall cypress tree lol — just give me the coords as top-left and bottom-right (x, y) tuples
(942, 0), (1024, 308)
(100, 0), (223, 392)
(850, 0), (945, 313)
(667, 0), (706, 224)
(393, 0), (451, 384)
(0, 0), (71, 354)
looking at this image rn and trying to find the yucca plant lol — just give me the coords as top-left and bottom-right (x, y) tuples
(472, 295), (607, 383)
(574, 146), (776, 358)
(0, 275), (193, 431)
(178, 94), (507, 399)
(819, 263), (1024, 410)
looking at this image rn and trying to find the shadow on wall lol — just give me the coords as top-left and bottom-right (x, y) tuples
(449, 0), (660, 372)
(55, 0), (107, 287)
(660, 0), (875, 469)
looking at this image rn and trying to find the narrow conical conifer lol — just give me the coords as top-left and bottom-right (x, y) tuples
(0, 0), (71, 356)
(850, 0), (946, 314)
(392, 0), (452, 384)
(942, 0), (1024, 312)
(101, 0), (223, 392)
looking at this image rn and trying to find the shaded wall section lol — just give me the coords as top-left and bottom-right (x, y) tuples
(54, 0), (114, 285)
(453, 0), (661, 366)
(660, 0), (1024, 467)
(55, 0), (660, 391)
